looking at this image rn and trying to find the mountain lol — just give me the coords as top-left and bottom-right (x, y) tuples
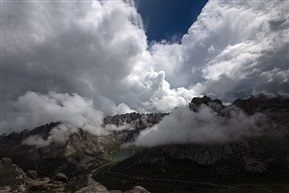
(103, 112), (168, 142)
(94, 94), (289, 192)
(1, 94), (289, 192)
(0, 122), (121, 178)
(0, 112), (168, 178)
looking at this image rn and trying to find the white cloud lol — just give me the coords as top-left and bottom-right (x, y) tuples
(135, 106), (267, 147)
(1, 91), (107, 135)
(1, 0), (288, 133)
(22, 135), (50, 148)
(22, 123), (82, 147)
(150, 0), (288, 100)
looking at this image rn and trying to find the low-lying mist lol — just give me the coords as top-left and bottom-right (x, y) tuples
(22, 123), (79, 147)
(134, 105), (267, 147)
(1, 91), (107, 135)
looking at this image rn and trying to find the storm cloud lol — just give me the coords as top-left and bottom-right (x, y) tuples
(1, 0), (288, 134)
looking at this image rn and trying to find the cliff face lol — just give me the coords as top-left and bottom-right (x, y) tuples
(189, 94), (289, 112)
(189, 96), (223, 112)
(103, 112), (168, 142)
(103, 112), (167, 127)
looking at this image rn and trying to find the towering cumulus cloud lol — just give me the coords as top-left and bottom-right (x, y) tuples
(1, 0), (288, 134)
(151, 0), (289, 100)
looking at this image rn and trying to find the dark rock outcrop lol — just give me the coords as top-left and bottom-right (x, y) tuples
(232, 94), (289, 114)
(0, 158), (27, 192)
(103, 112), (167, 127)
(53, 172), (68, 183)
(103, 112), (168, 142)
(127, 186), (151, 193)
(74, 176), (109, 193)
(0, 158), (151, 193)
(27, 170), (37, 179)
(189, 96), (223, 112)
(69, 175), (98, 190)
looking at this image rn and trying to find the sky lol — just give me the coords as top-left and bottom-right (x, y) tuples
(1, 0), (289, 134)
(137, 0), (208, 42)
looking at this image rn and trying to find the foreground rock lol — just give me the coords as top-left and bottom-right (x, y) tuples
(53, 172), (68, 183)
(0, 158), (27, 192)
(75, 183), (109, 193)
(26, 170), (37, 179)
(0, 157), (150, 193)
(127, 186), (151, 193)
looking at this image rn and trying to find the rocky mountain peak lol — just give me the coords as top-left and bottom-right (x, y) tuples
(103, 112), (167, 128)
(189, 96), (223, 112)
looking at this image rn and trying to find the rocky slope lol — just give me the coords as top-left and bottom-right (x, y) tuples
(0, 122), (123, 177)
(232, 94), (289, 114)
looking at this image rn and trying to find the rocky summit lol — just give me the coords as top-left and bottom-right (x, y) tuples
(1, 94), (289, 193)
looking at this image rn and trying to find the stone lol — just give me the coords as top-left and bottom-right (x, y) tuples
(69, 175), (97, 190)
(0, 158), (27, 192)
(53, 173), (68, 183)
(129, 186), (150, 193)
(74, 177), (109, 193)
(27, 170), (37, 179)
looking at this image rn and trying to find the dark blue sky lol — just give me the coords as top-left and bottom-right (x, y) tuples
(137, 0), (208, 42)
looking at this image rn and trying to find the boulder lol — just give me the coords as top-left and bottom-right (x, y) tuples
(27, 170), (37, 179)
(53, 173), (68, 183)
(74, 176), (109, 193)
(0, 158), (27, 192)
(69, 175), (96, 190)
(129, 186), (150, 193)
